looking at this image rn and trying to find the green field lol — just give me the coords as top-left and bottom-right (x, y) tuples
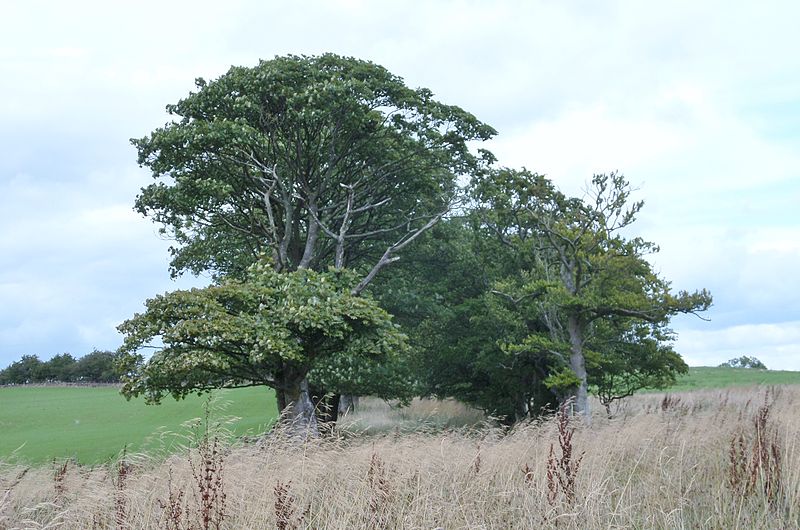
(665, 366), (800, 391)
(0, 386), (277, 464)
(3, 367), (799, 465)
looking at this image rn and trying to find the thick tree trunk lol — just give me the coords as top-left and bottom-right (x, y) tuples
(281, 376), (319, 439)
(276, 388), (287, 413)
(338, 394), (359, 417)
(566, 314), (590, 420)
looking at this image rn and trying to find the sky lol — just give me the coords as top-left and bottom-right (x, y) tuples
(1, 0), (798, 370)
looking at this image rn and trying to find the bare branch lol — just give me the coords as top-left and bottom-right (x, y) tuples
(342, 213), (437, 240)
(490, 289), (546, 305)
(351, 196), (391, 213)
(352, 210), (446, 296)
(334, 184), (356, 268)
(302, 203), (335, 238)
(298, 201), (320, 269)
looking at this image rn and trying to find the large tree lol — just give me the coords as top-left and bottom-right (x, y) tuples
(133, 53), (495, 281)
(73, 350), (121, 383)
(118, 264), (406, 437)
(471, 169), (712, 417)
(124, 54), (495, 428)
(38, 353), (77, 382)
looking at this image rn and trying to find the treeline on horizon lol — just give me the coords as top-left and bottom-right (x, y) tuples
(0, 350), (120, 385)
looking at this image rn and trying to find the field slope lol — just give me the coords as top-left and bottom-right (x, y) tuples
(0, 386), (277, 464)
(667, 366), (800, 391)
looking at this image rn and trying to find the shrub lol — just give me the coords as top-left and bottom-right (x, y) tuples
(719, 356), (767, 370)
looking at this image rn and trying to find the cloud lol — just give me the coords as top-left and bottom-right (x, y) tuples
(677, 321), (800, 370)
(480, 49), (800, 362)
(1, 0), (799, 370)
(0, 164), (203, 364)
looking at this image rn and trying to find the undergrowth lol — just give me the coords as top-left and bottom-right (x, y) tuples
(0, 388), (798, 529)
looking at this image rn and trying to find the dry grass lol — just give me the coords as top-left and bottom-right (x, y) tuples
(1, 387), (799, 529)
(338, 397), (487, 434)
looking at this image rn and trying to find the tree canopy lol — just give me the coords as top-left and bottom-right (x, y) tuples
(719, 356), (767, 369)
(123, 54), (496, 431)
(133, 53), (495, 281)
(0, 350), (120, 384)
(470, 169), (712, 416)
(119, 53), (712, 428)
(373, 218), (562, 421)
(117, 263), (406, 434)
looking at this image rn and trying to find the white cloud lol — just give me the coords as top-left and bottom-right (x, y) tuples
(0, 163), (204, 361)
(480, 50), (800, 368)
(1, 0), (800, 369)
(486, 101), (688, 195)
(677, 321), (800, 370)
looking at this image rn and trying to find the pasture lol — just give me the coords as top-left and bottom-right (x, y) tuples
(669, 366), (800, 389)
(1, 367), (799, 465)
(1, 385), (799, 528)
(0, 385), (277, 464)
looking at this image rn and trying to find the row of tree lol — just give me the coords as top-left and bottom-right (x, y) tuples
(115, 54), (712, 435)
(0, 351), (120, 384)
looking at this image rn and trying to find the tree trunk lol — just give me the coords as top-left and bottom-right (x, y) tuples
(338, 394), (359, 417)
(281, 376), (319, 439)
(566, 314), (590, 420)
(276, 388), (287, 413)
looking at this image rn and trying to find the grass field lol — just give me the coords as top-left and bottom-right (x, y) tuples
(0, 386), (277, 464)
(2, 386), (799, 529)
(1, 366), (798, 465)
(668, 366), (800, 390)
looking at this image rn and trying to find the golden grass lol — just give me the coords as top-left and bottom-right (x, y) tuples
(1, 386), (799, 529)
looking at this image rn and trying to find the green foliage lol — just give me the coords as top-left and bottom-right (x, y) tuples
(0, 354), (44, 384)
(127, 53), (497, 421)
(467, 168), (711, 412)
(308, 349), (415, 403)
(473, 169), (711, 325)
(132, 53), (495, 278)
(373, 219), (562, 421)
(543, 367), (582, 395)
(36, 353), (77, 382)
(0, 351), (123, 384)
(123, 52), (712, 423)
(0, 350), (122, 385)
(587, 321), (688, 411)
(373, 172), (707, 418)
(117, 263), (407, 404)
(719, 356), (768, 370)
(73, 350), (122, 383)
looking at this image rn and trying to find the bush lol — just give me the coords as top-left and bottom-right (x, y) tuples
(719, 356), (768, 370)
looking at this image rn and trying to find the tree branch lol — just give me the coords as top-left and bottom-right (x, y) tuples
(490, 289), (546, 305)
(352, 210), (446, 296)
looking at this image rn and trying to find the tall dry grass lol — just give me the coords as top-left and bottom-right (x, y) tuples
(1, 386), (799, 529)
